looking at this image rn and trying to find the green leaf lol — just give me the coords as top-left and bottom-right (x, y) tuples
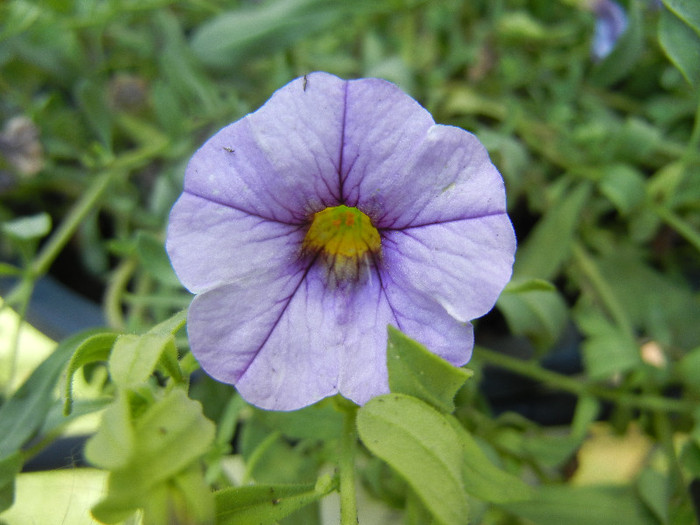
(0, 330), (99, 459)
(446, 418), (533, 504)
(0, 468), (107, 524)
(190, 0), (388, 69)
(135, 231), (181, 287)
(500, 484), (657, 525)
(0, 329), (106, 512)
(84, 393), (134, 470)
(659, 6), (700, 89)
(636, 468), (668, 525)
(108, 333), (177, 390)
(63, 331), (119, 415)
(89, 389), (215, 523)
(513, 183), (591, 280)
(1, 213), (52, 242)
(591, 0), (644, 86)
(662, 0), (700, 36)
(497, 278), (568, 350)
(598, 164), (647, 215)
(215, 476), (336, 525)
(142, 464), (215, 525)
(75, 78), (113, 148)
(357, 394), (469, 525)
(0, 262), (22, 276)
(149, 308), (188, 336)
(386, 326), (472, 413)
(0, 452), (23, 513)
(578, 307), (641, 380)
(502, 278), (556, 294)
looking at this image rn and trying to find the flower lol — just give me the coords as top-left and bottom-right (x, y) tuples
(591, 0), (628, 61)
(166, 72), (516, 411)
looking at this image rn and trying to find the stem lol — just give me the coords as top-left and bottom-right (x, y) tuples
(240, 431), (281, 485)
(475, 346), (693, 414)
(572, 243), (635, 339)
(104, 257), (138, 330)
(30, 171), (115, 279)
(652, 205), (700, 254)
(682, 97), (700, 166)
(339, 405), (358, 525)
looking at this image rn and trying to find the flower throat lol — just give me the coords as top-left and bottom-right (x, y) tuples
(303, 205), (381, 283)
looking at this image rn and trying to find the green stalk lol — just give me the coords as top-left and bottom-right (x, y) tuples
(30, 171), (115, 279)
(339, 405), (358, 525)
(475, 346), (693, 414)
(652, 205), (700, 254)
(572, 243), (635, 339)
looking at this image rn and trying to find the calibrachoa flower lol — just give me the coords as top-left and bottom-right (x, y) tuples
(591, 0), (628, 61)
(166, 72), (516, 411)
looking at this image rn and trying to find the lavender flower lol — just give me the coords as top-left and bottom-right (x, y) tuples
(591, 0), (628, 61)
(166, 72), (516, 410)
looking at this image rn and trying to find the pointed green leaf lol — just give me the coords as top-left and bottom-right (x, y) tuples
(135, 231), (181, 287)
(84, 394), (134, 471)
(662, 0), (700, 36)
(108, 333), (176, 390)
(215, 476), (336, 525)
(63, 331), (119, 415)
(90, 389), (215, 523)
(0, 329), (101, 458)
(0, 452), (23, 513)
(497, 279), (568, 350)
(387, 326), (472, 413)
(659, 7), (700, 89)
(500, 484), (657, 525)
(446, 417), (533, 504)
(513, 183), (591, 280)
(357, 394), (469, 525)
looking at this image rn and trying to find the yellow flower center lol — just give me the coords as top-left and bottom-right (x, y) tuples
(303, 205), (381, 283)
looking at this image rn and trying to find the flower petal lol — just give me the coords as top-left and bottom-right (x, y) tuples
(357, 123), (509, 230)
(188, 257), (475, 410)
(166, 192), (305, 293)
(339, 273), (475, 405)
(183, 72), (347, 224)
(382, 213), (516, 322)
(187, 265), (341, 411)
(339, 78), (435, 209)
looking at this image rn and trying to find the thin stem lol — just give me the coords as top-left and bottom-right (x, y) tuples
(104, 257), (138, 330)
(339, 404), (358, 525)
(652, 204), (700, 254)
(572, 242), (635, 338)
(240, 431), (281, 485)
(683, 97), (700, 165)
(475, 346), (694, 414)
(30, 171), (115, 279)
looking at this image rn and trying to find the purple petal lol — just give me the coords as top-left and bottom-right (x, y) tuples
(166, 192), (305, 293)
(187, 256), (475, 410)
(357, 124), (509, 230)
(592, 0), (628, 61)
(382, 214), (515, 322)
(183, 72), (347, 224)
(339, 78), (435, 209)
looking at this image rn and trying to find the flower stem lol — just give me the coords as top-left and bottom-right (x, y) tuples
(572, 242), (635, 339)
(475, 346), (693, 414)
(339, 403), (358, 525)
(652, 204), (700, 255)
(30, 171), (115, 279)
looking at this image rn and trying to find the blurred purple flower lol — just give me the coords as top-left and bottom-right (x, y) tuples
(166, 72), (516, 410)
(592, 0), (628, 60)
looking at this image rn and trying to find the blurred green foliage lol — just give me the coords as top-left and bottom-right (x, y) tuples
(1, 0), (700, 524)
